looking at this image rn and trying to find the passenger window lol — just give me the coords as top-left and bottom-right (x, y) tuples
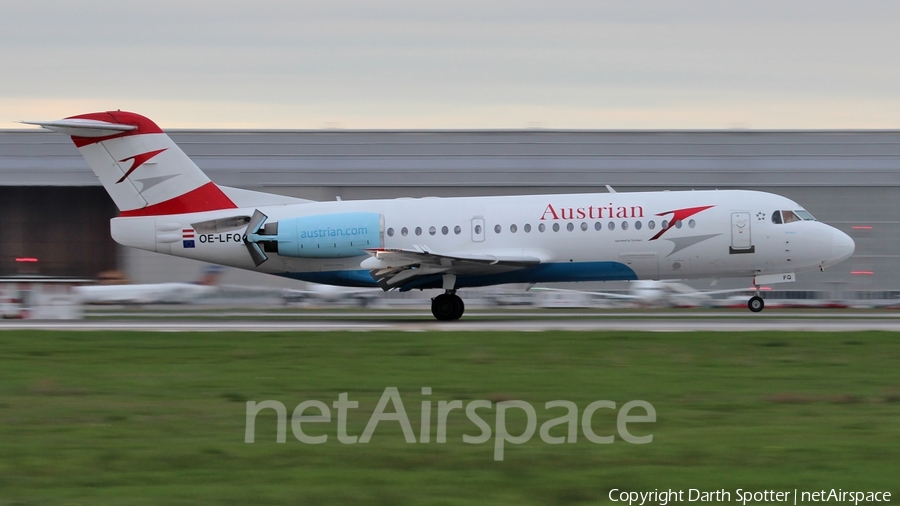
(510, 224), (517, 233)
(608, 222), (615, 230)
(594, 222), (602, 231)
(539, 223), (546, 232)
(675, 220), (682, 229)
(648, 220), (655, 230)
(567, 223), (574, 232)
(635, 221), (642, 230)
(387, 227), (394, 237)
(688, 219), (695, 229)
(415, 227), (423, 236)
(661, 220), (669, 229)
(441, 226), (449, 235)
(454, 225), (462, 235)
(553, 223), (560, 232)
(772, 211), (782, 224)
(581, 222), (588, 231)
(621, 221), (629, 230)
(429, 226), (436, 236)
(401, 227), (409, 236)
(494, 224), (502, 234)
(524, 223), (532, 233)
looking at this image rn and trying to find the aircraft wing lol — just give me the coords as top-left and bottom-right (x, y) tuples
(361, 247), (541, 290)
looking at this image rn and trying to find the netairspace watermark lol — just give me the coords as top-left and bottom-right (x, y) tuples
(609, 489), (892, 506)
(244, 387), (656, 461)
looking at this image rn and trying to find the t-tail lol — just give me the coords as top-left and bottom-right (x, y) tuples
(23, 111), (240, 216)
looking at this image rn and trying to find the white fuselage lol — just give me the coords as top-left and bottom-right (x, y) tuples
(109, 189), (854, 290)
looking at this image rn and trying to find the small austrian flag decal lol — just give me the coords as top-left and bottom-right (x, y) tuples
(183, 228), (195, 248)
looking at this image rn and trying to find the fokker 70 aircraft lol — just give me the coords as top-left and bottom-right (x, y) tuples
(25, 112), (855, 320)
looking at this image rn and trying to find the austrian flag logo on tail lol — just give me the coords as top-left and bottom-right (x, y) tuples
(116, 148), (168, 184)
(183, 228), (195, 249)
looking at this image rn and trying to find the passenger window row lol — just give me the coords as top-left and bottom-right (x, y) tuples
(386, 219), (697, 237)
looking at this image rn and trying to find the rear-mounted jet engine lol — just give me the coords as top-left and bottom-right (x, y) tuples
(243, 210), (383, 266)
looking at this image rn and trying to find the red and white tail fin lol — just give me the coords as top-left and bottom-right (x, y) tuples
(24, 111), (238, 216)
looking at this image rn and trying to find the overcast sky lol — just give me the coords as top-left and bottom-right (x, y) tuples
(2, 1), (900, 129)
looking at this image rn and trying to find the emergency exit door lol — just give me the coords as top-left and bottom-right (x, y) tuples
(730, 212), (754, 253)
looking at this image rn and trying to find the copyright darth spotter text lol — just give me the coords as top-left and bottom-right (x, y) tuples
(609, 489), (891, 506)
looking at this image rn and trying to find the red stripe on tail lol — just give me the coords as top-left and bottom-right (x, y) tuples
(67, 111), (164, 148)
(119, 182), (237, 217)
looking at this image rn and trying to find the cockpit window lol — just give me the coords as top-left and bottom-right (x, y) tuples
(772, 209), (816, 225)
(782, 210), (801, 223)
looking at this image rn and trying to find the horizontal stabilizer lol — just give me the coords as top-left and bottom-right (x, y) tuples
(21, 119), (137, 137)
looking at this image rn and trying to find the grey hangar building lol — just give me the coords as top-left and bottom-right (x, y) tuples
(1, 128), (898, 299)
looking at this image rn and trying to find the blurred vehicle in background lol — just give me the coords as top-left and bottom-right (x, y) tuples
(1, 276), (86, 319)
(282, 283), (381, 307)
(530, 280), (758, 308)
(74, 266), (224, 305)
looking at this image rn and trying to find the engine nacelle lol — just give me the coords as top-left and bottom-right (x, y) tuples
(247, 212), (383, 259)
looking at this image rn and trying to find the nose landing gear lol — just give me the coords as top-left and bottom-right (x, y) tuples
(748, 284), (764, 313)
(748, 295), (765, 312)
(432, 290), (465, 321)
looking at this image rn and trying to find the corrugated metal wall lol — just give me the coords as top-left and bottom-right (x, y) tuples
(1, 129), (898, 290)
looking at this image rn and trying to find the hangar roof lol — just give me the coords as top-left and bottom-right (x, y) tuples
(2, 129), (900, 188)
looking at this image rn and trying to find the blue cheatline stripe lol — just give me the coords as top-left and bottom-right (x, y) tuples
(279, 261), (638, 290)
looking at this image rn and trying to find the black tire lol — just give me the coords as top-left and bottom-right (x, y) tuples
(431, 294), (457, 321)
(450, 295), (465, 320)
(748, 296), (765, 313)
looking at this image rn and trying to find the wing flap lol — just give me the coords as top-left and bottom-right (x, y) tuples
(361, 247), (542, 290)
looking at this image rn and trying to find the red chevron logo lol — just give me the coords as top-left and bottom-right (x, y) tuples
(116, 148), (167, 184)
(649, 205), (715, 241)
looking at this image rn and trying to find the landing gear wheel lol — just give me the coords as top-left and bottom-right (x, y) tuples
(432, 294), (456, 321)
(431, 293), (465, 321)
(748, 296), (765, 313)
(451, 296), (465, 320)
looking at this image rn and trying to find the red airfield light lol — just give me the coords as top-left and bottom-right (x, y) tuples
(851, 226), (873, 230)
(850, 270), (874, 275)
(15, 257), (39, 263)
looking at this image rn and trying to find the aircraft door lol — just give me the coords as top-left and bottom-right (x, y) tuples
(471, 217), (485, 242)
(730, 212), (753, 252)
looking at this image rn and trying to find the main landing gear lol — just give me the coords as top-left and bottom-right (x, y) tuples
(748, 285), (765, 313)
(432, 290), (465, 321)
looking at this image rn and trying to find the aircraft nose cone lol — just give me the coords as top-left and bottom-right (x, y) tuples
(830, 229), (855, 265)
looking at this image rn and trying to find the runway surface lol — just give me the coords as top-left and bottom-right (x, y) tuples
(80, 310), (900, 319)
(4, 312), (900, 332)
